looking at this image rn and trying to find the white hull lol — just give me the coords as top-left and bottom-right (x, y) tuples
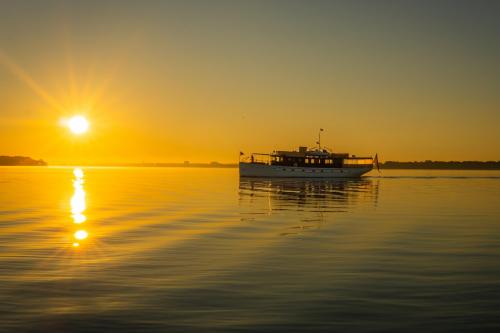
(239, 162), (372, 178)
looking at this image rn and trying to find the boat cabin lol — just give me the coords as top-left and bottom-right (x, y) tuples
(249, 146), (373, 168)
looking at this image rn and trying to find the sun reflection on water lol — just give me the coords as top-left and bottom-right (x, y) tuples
(71, 168), (88, 247)
(74, 230), (88, 240)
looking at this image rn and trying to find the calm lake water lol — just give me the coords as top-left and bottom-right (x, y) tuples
(0, 167), (499, 332)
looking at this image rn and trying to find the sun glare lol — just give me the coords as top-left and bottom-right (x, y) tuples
(74, 230), (88, 240)
(67, 115), (89, 134)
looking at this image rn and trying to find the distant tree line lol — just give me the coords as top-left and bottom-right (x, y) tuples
(381, 160), (500, 170)
(2, 155), (499, 169)
(0, 156), (47, 166)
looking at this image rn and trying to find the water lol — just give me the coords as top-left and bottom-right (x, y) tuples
(1, 167), (499, 332)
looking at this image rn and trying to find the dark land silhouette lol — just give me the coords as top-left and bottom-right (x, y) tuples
(129, 160), (500, 169)
(382, 160), (500, 170)
(2, 156), (500, 169)
(0, 156), (47, 166)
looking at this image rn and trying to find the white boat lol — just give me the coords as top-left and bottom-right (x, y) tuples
(239, 130), (377, 178)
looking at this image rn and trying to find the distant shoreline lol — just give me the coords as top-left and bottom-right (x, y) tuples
(381, 161), (500, 170)
(57, 163), (240, 168)
(66, 161), (500, 170)
(2, 156), (500, 169)
(0, 156), (47, 166)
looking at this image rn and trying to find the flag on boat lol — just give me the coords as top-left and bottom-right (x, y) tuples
(240, 151), (244, 156)
(374, 153), (380, 172)
(320, 128), (324, 131)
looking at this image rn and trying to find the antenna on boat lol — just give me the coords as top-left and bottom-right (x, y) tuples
(317, 128), (324, 150)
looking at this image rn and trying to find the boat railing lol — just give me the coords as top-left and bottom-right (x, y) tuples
(241, 153), (375, 168)
(240, 153), (271, 165)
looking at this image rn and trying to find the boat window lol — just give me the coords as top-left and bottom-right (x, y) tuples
(343, 158), (373, 165)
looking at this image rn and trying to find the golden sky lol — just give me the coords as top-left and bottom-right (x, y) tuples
(1, 1), (499, 164)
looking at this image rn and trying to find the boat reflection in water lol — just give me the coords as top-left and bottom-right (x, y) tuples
(239, 177), (379, 236)
(70, 168), (89, 248)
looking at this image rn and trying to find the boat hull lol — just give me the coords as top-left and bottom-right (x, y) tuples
(239, 162), (372, 178)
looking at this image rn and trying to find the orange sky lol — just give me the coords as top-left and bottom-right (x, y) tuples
(1, 1), (499, 164)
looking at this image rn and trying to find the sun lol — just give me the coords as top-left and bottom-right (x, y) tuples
(67, 115), (89, 134)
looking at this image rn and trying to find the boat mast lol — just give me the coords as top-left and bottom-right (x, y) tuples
(317, 128), (324, 150)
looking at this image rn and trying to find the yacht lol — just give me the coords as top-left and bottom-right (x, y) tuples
(239, 130), (377, 178)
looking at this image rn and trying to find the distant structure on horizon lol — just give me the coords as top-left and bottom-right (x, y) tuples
(0, 156), (47, 166)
